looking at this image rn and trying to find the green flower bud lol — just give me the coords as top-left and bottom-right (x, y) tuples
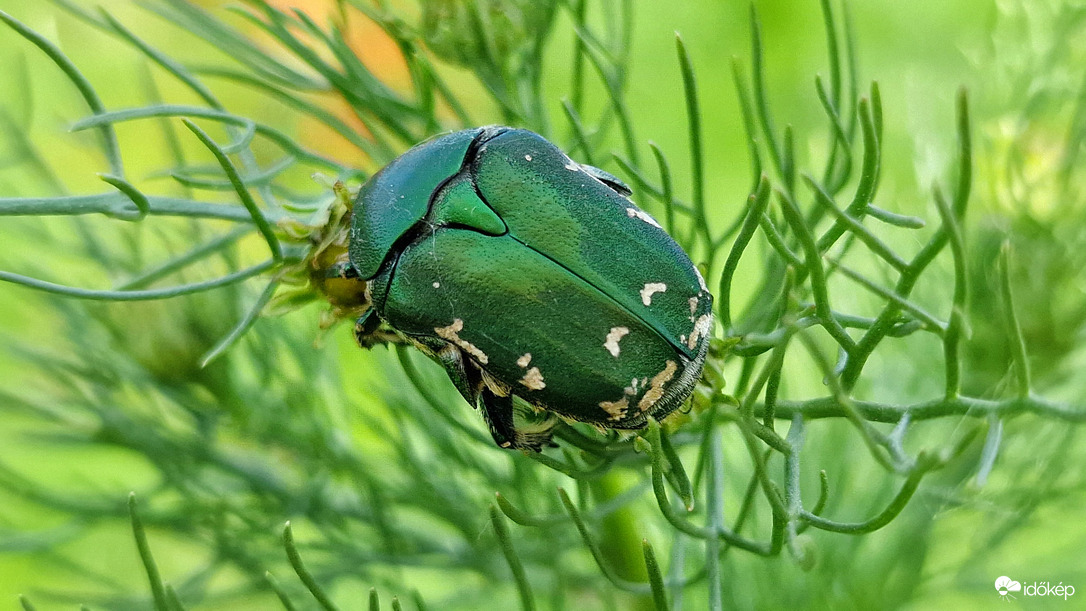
(420, 0), (558, 69)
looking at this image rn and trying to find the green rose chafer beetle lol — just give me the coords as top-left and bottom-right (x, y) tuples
(344, 126), (713, 450)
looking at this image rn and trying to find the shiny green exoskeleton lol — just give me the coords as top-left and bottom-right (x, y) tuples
(348, 127), (713, 450)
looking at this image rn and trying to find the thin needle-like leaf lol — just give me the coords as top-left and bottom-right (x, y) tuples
(0, 9), (123, 175)
(642, 539), (669, 611)
(283, 522), (339, 611)
(675, 34), (710, 256)
(0, 260), (275, 301)
(998, 242), (1032, 397)
(182, 119), (282, 262)
(129, 493), (169, 611)
(490, 505), (536, 611)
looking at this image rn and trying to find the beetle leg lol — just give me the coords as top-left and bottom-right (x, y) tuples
(479, 390), (519, 449)
(432, 344), (552, 451)
(353, 309), (404, 348)
(433, 344), (483, 407)
(353, 309), (380, 346)
(479, 391), (555, 451)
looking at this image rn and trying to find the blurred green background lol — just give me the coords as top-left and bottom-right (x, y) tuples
(1, 0), (1084, 609)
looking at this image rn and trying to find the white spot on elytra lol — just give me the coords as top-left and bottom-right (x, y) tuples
(434, 318), (489, 364)
(693, 265), (708, 292)
(525, 154), (533, 161)
(626, 207), (662, 229)
(516, 353), (532, 368)
(640, 282), (667, 306)
(638, 361), (678, 412)
(519, 367), (545, 390)
(599, 397), (629, 421)
(689, 296), (699, 315)
(603, 326), (629, 357)
(433, 281), (441, 288)
(687, 314), (713, 350)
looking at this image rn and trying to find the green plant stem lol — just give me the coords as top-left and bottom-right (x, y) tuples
(765, 395), (1086, 423)
(265, 571), (299, 611)
(495, 492), (569, 527)
(490, 505), (536, 611)
(648, 142), (677, 237)
(776, 191), (855, 351)
(815, 97), (880, 254)
(0, 261), (275, 301)
(557, 487), (650, 595)
(0, 8), (123, 176)
(998, 242), (1032, 398)
(748, 6), (784, 188)
(799, 456), (935, 534)
(645, 421), (771, 554)
(200, 279), (281, 366)
(181, 119), (282, 261)
(675, 34), (711, 259)
(117, 226), (253, 290)
(826, 257), (946, 334)
(0, 193), (274, 222)
(705, 428), (723, 611)
(933, 185), (967, 399)
(129, 493), (170, 611)
(641, 539), (668, 611)
(283, 522), (339, 611)
(719, 176), (771, 329)
(71, 105), (354, 175)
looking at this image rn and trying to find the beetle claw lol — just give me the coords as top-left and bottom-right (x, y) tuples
(480, 390), (518, 449)
(353, 309), (385, 348)
(478, 390), (555, 452)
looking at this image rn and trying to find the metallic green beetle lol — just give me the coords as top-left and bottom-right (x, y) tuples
(348, 126), (713, 450)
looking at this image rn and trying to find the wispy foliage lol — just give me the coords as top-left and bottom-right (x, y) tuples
(0, 0), (1083, 609)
